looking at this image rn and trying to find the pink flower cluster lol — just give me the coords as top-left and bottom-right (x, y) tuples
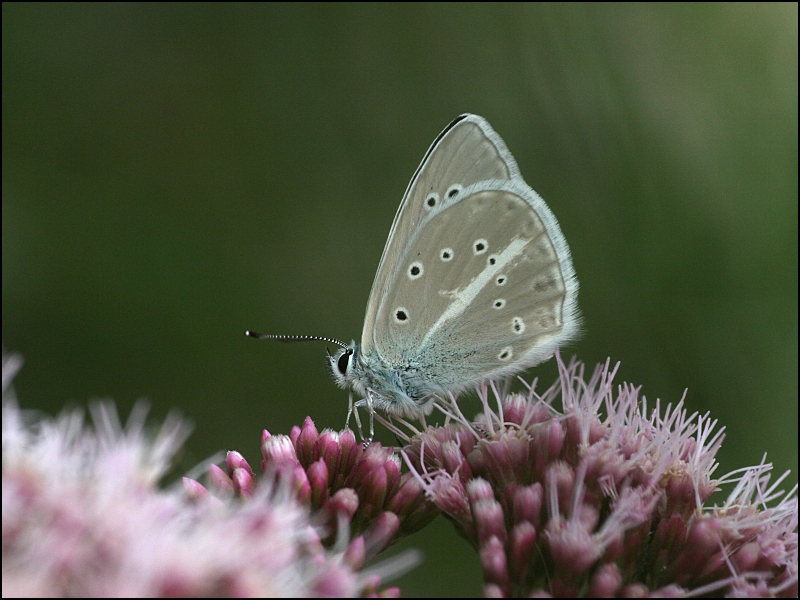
(3, 349), (796, 597)
(194, 418), (439, 567)
(400, 357), (797, 597)
(2, 353), (405, 597)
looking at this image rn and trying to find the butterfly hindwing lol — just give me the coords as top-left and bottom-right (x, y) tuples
(373, 180), (578, 390)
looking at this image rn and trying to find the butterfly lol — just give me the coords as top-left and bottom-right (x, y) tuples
(248, 114), (579, 437)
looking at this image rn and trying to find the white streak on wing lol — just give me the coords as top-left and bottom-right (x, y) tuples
(422, 237), (529, 346)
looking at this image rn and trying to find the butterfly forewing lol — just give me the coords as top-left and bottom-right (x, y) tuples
(361, 115), (521, 355)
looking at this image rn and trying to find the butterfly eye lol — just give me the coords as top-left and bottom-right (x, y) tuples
(337, 349), (353, 375)
(408, 261), (424, 280)
(473, 239), (488, 255)
(512, 317), (526, 334)
(393, 308), (410, 324)
(445, 184), (463, 199)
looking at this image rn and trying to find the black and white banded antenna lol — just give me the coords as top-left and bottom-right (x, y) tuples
(245, 331), (349, 349)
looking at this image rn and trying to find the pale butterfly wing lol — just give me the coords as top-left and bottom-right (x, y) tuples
(361, 114), (520, 355)
(380, 181), (579, 393)
(361, 114), (578, 394)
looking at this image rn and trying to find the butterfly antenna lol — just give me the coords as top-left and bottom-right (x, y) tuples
(244, 331), (349, 349)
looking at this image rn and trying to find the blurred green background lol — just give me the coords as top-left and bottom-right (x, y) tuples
(3, 4), (797, 596)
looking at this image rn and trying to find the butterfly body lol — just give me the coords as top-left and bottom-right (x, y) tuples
(325, 114), (580, 420)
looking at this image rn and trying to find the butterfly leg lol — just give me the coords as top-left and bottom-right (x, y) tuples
(346, 391), (356, 431)
(347, 392), (368, 442)
(350, 391), (377, 447)
(364, 389), (376, 444)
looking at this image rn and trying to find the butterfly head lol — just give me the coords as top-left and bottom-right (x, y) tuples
(326, 342), (361, 391)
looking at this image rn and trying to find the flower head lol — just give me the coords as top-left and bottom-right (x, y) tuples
(403, 354), (798, 597)
(1, 352), (389, 597)
(202, 416), (439, 565)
